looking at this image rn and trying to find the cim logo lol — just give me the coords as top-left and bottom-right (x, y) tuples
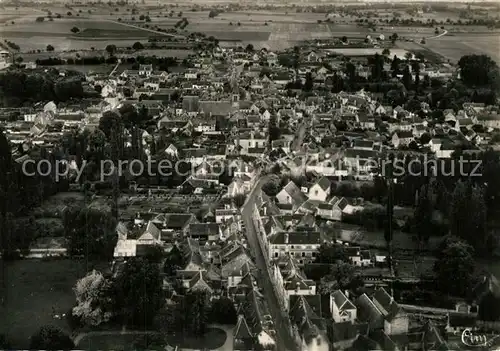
(462, 328), (500, 348)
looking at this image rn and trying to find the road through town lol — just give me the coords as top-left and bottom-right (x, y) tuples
(241, 175), (296, 351)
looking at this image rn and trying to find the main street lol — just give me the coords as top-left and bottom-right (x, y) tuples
(241, 175), (296, 351)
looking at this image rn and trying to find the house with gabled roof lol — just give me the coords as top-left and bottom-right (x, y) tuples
(330, 290), (357, 323)
(289, 295), (330, 351)
(243, 289), (276, 350)
(187, 271), (214, 294)
(137, 221), (162, 246)
(308, 176), (331, 202)
(276, 181), (308, 210)
(233, 314), (255, 351)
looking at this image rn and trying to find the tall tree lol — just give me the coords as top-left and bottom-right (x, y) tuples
(208, 297), (238, 325)
(185, 292), (209, 335)
(63, 206), (117, 259)
(72, 270), (114, 326)
(114, 257), (163, 327)
(449, 181), (488, 253)
(414, 183), (433, 243)
(434, 239), (475, 297)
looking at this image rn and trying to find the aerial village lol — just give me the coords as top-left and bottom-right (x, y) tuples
(1, 32), (500, 351)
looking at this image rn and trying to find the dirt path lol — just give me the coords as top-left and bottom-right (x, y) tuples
(427, 29), (448, 40)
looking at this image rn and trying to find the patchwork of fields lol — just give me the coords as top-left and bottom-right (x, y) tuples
(1, 6), (499, 62)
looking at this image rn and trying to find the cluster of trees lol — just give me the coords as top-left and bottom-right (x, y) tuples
(0, 129), (70, 257)
(0, 69), (85, 107)
(313, 244), (365, 294)
(175, 17), (189, 29)
(72, 259), (237, 335)
(36, 56), (118, 66)
(63, 206), (118, 259)
(155, 293), (237, 336)
(4, 40), (20, 51)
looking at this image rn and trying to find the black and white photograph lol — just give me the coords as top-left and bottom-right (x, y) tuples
(0, 0), (500, 350)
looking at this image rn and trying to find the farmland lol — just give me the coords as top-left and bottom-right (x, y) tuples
(1, 5), (499, 63)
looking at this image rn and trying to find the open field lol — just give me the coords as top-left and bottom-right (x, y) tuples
(425, 34), (500, 63)
(1, 6), (499, 61)
(0, 259), (107, 348)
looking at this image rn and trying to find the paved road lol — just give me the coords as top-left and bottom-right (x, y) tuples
(241, 176), (296, 351)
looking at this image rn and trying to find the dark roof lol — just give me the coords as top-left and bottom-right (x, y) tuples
(281, 181), (308, 206)
(314, 177), (331, 191)
(234, 314), (253, 342)
(330, 321), (358, 343)
(270, 231), (323, 245)
(189, 223), (220, 236)
(373, 287), (393, 315)
(395, 131), (414, 139)
(199, 101), (233, 116)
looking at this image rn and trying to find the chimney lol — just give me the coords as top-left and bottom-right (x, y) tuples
(345, 290), (350, 299)
(285, 233), (289, 244)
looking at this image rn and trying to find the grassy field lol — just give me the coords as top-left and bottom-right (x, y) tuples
(425, 34), (500, 63)
(0, 259), (107, 348)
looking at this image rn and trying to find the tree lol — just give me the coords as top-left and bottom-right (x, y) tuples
(208, 297), (238, 325)
(449, 181), (488, 253)
(303, 72), (313, 92)
(404, 51), (413, 61)
(114, 257), (163, 327)
(139, 14), (145, 20)
(145, 15), (151, 22)
(458, 54), (500, 88)
(98, 111), (122, 141)
(402, 66), (412, 90)
(208, 10), (218, 18)
(132, 41), (144, 50)
(237, 22), (241, 26)
(391, 33), (398, 41)
(70, 26), (80, 33)
(268, 114), (281, 142)
(185, 292), (209, 335)
(163, 244), (184, 276)
(262, 174), (281, 196)
(72, 270), (114, 326)
(382, 48), (391, 57)
(30, 326), (75, 350)
(46, 44), (55, 52)
(36, 16), (45, 22)
(434, 239), (475, 297)
(319, 263), (362, 294)
(316, 243), (347, 264)
(63, 206), (118, 259)
(245, 43), (254, 53)
(341, 36), (348, 43)
(67, 11), (72, 16)
(414, 184), (433, 243)
(105, 44), (117, 56)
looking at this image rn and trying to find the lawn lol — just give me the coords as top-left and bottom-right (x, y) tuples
(0, 259), (107, 348)
(77, 328), (227, 350)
